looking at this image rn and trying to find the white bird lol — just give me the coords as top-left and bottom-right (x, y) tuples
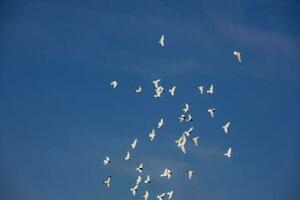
(143, 190), (150, 200)
(167, 191), (174, 200)
(160, 168), (172, 179)
(157, 193), (166, 200)
(198, 86), (204, 94)
(144, 175), (151, 184)
(186, 114), (193, 122)
(179, 114), (186, 122)
(110, 80), (118, 89)
(192, 136), (199, 146)
(131, 138), (138, 150)
(225, 147), (232, 158)
(222, 122), (231, 134)
(207, 84), (214, 94)
(175, 134), (187, 154)
(154, 86), (164, 98)
(103, 176), (111, 188)
(169, 86), (176, 96)
(184, 126), (194, 137)
(124, 151), (131, 160)
(183, 103), (189, 113)
(136, 163), (144, 173)
(136, 86), (142, 93)
(136, 176), (142, 185)
(153, 79), (161, 88)
(130, 184), (138, 196)
(208, 108), (216, 118)
(159, 34), (165, 47)
(103, 156), (110, 166)
(187, 170), (194, 180)
(158, 118), (164, 129)
(149, 129), (156, 141)
(233, 51), (242, 62)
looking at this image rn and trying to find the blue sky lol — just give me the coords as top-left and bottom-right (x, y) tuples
(0, 0), (299, 200)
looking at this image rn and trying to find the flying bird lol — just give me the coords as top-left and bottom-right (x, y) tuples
(136, 163), (144, 173)
(160, 168), (172, 179)
(136, 176), (142, 185)
(103, 156), (110, 166)
(207, 84), (214, 94)
(110, 80), (118, 89)
(144, 175), (151, 184)
(184, 126), (194, 137)
(159, 34), (165, 47)
(103, 176), (111, 188)
(167, 191), (174, 200)
(130, 184), (138, 196)
(136, 86), (142, 93)
(225, 147), (232, 158)
(198, 86), (204, 94)
(233, 51), (242, 62)
(179, 114), (186, 122)
(183, 103), (189, 113)
(192, 136), (199, 146)
(158, 118), (164, 129)
(143, 190), (150, 200)
(169, 86), (176, 96)
(157, 193), (166, 200)
(153, 79), (161, 88)
(208, 108), (216, 118)
(186, 114), (193, 122)
(222, 122), (231, 134)
(124, 151), (131, 161)
(187, 170), (194, 180)
(149, 129), (156, 141)
(131, 138), (138, 149)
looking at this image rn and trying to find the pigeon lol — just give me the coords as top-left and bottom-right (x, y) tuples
(136, 176), (142, 185)
(184, 126), (194, 137)
(130, 184), (138, 196)
(157, 193), (166, 200)
(154, 86), (164, 98)
(225, 147), (232, 158)
(207, 84), (214, 94)
(183, 103), (189, 113)
(136, 86), (142, 93)
(222, 122), (230, 134)
(158, 118), (164, 129)
(153, 79), (161, 88)
(179, 114), (186, 122)
(169, 86), (176, 96)
(186, 114), (193, 122)
(103, 176), (111, 188)
(131, 138), (138, 150)
(160, 168), (172, 179)
(208, 108), (216, 118)
(137, 163), (144, 173)
(149, 129), (156, 141)
(159, 35), (165, 47)
(144, 175), (151, 184)
(187, 170), (194, 180)
(167, 191), (174, 200)
(103, 156), (110, 166)
(124, 151), (131, 161)
(233, 51), (242, 62)
(198, 86), (204, 94)
(192, 136), (199, 146)
(110, 80), (118, 89)
(143, 190), (150, 200)
(175, 134), (187, 154)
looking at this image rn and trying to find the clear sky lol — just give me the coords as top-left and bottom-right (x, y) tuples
(0, 0), (299, 200)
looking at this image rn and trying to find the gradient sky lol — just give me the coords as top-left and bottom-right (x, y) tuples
(0, 0), (299, 200)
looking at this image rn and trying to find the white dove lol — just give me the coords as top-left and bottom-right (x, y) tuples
(186, 114), (193, 122)
(183, 103), (189, 113)
(208, 108), (216, 118)
(179, 114), (186, 122)
(157, 193), (166, 200)
(149, 129), (156, 141)
(130, 184), (138, 196)
(136, 163), (144, 173)
(167, 191), (174, 200)
(222, 122), (230, 134)
(187, 170), (194, 180)
(158, 118), (164, 129)
(103, 176), (111, 188)
(225, 147), (232, 158)
(233, 51), (242, 62)
(143, 190), (150, 200)
(153, 79), (161, 88)
(124, 151), (131, 160)
(159, 34), (165, 47)
(110, 80), (118, 89)
(136, 176), (142, 185)
(144, 175), (151, 184)
(136, 86), (142, 93)
(184, 126), (194, 137)
(198, 86), (204, 94)
(192, 136), (199, 146)
(169, 86), (176, 96)
(160, 168), (172, 179)
(103, 156), (110, 166)
(131, 138), (138, 149)
(207, 84), (214, 94)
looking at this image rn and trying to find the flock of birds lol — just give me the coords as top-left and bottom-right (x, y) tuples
(103, 34), (239, 200)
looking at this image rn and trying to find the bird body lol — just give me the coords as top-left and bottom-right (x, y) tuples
(131, 138), (138, 149)
(222, 122), (230, 134)
(158, 118), (164, 129)
(103, 156), (110, 165)
(233, 51), (242, 62)
(103, 176), (111, 188)
(169, 86), (176, 96)
(183, 103), (189, 113)
(136, 163), (144, 173)
(159, 35), (165, 47)
(167, 191), (174, 200)
(136, 86), (142, 93)
(207, 84), (214, 94)
(187, 170), (194, 180)
(198, 86), (204, 94)
(192, 136), (199, 146)
(144, 175), (151, 184)
(225, 147), (232, 158)
(124, 151), (131, 160)
(143, 190), (150, 200)
(208, 108), (216, 118)
(149, 129), (156, 141)
(110, 80), (118, 88)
